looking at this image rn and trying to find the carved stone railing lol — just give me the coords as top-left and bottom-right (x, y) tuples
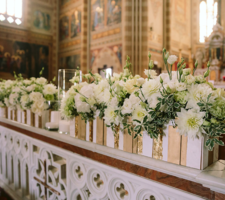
(0, 118), (225, 200)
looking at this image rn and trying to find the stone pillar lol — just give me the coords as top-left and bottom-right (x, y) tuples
(81, 0), (88, 74)
(122, 0), (148, 77)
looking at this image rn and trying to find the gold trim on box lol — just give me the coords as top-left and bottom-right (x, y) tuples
(23, 110), (27, 124)
(114, 125), (120, 149)
(137, 134), (143, 154)
(96, 117), (104, 145)
(153, 135), (163, 160)
(89, 120), (93, 142)
(75, 116), (79, 138)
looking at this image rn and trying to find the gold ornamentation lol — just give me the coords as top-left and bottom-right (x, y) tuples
(137, 134), (143, 154)
(92, 28), (121, 40)
(13, 110), (17, 121)
(153, 134), (163, 160)
(89, 120), (93, 142)
(114, 125), (120, 149)
(23, 110), (27, 124)
(75, 116), (79, 138)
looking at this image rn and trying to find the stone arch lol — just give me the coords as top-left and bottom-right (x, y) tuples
(91, 47), (122, 74)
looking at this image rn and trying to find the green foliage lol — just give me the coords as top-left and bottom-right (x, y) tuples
(198, 93), (225, 151)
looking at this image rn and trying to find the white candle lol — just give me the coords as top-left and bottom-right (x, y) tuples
(51, 111), (60, 123)
(45, 122), (59, 129)
(59, 120), (70, 133)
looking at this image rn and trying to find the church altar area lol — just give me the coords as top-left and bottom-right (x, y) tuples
(0, 117), (225, 200)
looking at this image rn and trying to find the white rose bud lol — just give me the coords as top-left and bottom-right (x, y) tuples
(167, 55), (178, 65)
(183, 68), (191, 76)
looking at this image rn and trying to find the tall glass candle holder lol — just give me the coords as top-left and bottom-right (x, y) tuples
(58, 69), (82, 100)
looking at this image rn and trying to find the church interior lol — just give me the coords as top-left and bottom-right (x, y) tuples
(0, 0), (225, 200)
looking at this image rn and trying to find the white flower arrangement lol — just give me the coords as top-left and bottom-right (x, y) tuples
(60, 51), (225, 151)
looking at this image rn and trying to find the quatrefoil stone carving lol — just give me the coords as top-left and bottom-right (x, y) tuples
(75, 166), (83, 178)
(94, 174), (103, 188)
(146, 195), (156, 200)
(116, 183), (128, 198)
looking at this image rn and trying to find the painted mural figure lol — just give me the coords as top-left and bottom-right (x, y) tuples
(91, 0), (121, 31)
(0, 40), (49, 79)
(60, 16), (69, 40)
(71, 11), (81, 38)
(33, 11), (51, 31)
(107, 0), (121, 25)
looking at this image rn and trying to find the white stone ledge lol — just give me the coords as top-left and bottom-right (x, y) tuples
(1, 117), (225, 194)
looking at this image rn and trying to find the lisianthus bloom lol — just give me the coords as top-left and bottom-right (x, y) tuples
(132, 105), (148, 125)
(167, 55), (178, 65)
(176, 108), (205, 139)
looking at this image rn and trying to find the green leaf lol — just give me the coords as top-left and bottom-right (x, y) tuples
(197, 102), (204, 107)
(174, 102), (180, 108)
(206, 139), (211, 147)
(207, 93), (212, 102)
(214, 139), (224, 146)
(133, 119), (141, 124)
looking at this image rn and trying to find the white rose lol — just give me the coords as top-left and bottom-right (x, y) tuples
(103, 89), (111, 104)
(176, 82), (187, 91)
(144, 69), (157, 79)
(36, 77), (47, 85)
(136, 78), (145, 86)
(5, 80), (14, 89)
(9, 93), (18, 105)
(124, 79), (138, 94)
(29, 92), (43, 102)
(183, 68), (191, 76)
(26, 84), (36, 92)
(109, 97), (118, 108)
(186, 83), (214, 109)
(23, 80), (32, 85)
(43, 84), (57, 95)
(142, 79), (161, 99)
(167, 55), (178, 65)
(157, 71), (177, 84)
(147, 92), (162, 109)
(75, 94), (91, 113)
(122, 93), (140, 115)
